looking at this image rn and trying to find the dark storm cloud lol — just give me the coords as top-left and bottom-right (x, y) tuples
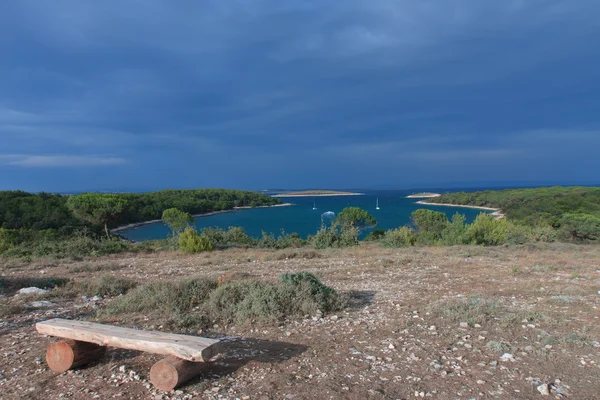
(0, 0), (599, 190)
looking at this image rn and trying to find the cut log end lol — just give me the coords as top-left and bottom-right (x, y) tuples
(150, 356), (205, 391)
(46, 340), (106, 373)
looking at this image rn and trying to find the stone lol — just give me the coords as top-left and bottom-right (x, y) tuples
(17, 287), (49, 295)
(537, 383), (550, 396)
(30, 301), (56, 308)
(459, 322), (469, 328)
(499, 353), (513, 361)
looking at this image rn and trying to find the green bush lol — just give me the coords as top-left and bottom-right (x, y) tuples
(531, 225), (559, 243)
(312, 226), (340, 249)
(206, 274), (342, 325)
(179, 228), (213, 253)
(311, 225), (358, 249)
(339, 226), (359, 247)
(441, 213), (469, 245)
(364, 229), (385, 241)
(257, 231), (277, 248)
(381, 227), (416, 247)
(506, 223), (533, 245)
(411, 209), (449, 241)
(280, 271), (340, 312)
(466, 214), (508, 246)
(560, 213), (600, 241)
(79, 275), (138, 297)
(201, 226), (255, 247)
(104, 277), (217, 329)
(276, 231), (306, 249)
(105, 277), (216, 314)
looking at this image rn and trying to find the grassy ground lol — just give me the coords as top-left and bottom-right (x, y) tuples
(1, 243), (599, 399)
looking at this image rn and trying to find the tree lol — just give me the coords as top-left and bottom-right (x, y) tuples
(162, 208), (193, 237)
(336, 207), (377, 228)
(411, 209), (449, 241)
(67, 193), (127, 239)
(561, 213), (600, 241)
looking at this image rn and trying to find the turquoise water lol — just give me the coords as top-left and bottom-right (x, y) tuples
(119, 190), (489, 242)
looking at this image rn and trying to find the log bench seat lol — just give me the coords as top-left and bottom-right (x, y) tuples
(36, 318), (221, 390)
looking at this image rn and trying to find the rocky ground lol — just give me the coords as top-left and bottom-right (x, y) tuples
(1, 243), (599, 399)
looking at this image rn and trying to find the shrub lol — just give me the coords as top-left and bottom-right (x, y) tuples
(276, 231), (306, 248)
(381, 227), (416, 248)
(312, 226), (340, 249)
(466, 214), (508, 246)
(441, 213), (469, 246)
(531, 225), (558, 243)
(179, 228), (213, 253)
(411, 209), (449, 240)
(106, 277), (216, 314)
(280, 271), (340, 312)
(506, 223), (533, 245)
(58, 275), (137, 298)
(339, 226), (359, 247)
(206, 274), (342, 325)
(257, 231), (277, 248)
(560, 213), (600, 241)
(201, 226), (255, 247)
(429, 297), (499, 325)
(104, 277), (217, 329)
(364, 229), (385, 241)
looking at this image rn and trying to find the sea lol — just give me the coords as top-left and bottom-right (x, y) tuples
(118, 189), (491, 242)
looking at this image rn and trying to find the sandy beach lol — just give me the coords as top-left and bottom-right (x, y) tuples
(416, 200), (505, 219)
(406, 193), (441, 198)
(111, 203), (293, 233)
(274, 193), (363, 198)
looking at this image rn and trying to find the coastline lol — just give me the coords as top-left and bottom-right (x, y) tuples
(274, 193), (363, 198)
(416, 200), (505, 219)
(406, 193), (441, 199)
(111, 203), (293, 233)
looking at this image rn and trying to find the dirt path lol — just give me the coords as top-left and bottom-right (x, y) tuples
(1, 244), (599, 399)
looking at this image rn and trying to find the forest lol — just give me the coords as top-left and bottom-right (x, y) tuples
(0, 189), (282, 231)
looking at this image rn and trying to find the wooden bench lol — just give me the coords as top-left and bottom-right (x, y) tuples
(36, 318), (221, 390)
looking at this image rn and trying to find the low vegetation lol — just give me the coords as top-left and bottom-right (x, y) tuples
(428, 186), (600, 241)
(2, 186), (599, 261)
(102, 272), (342, 329)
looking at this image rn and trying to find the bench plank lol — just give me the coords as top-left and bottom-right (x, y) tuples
(36, 318), (220, 362)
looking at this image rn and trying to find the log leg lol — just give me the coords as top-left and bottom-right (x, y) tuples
(46, 340), (106, 373)
(150, 356), (205, 391)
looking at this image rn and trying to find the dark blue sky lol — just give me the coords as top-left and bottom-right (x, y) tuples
(1, 1), (599, 192)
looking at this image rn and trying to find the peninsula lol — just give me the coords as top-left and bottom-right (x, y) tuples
(406, 192), (441, 198)
(274, 190), (362, 197)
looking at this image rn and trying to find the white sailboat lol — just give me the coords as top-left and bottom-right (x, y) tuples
(312, 201), (317, 210)
(376, 198), (380, 210)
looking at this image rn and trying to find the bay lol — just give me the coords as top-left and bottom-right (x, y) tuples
(118, 189), (490, 242)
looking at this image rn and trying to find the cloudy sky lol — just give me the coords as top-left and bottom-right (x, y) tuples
(1, 1), (599, 192)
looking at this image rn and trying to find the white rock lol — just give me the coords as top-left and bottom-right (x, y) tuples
(459, 322), (469, 328)
(388, 343), (395, 350)
(537, 383), (550, 396)
(18, 287), (49, 295)
(499, 353), (514, 361)
(30, 301), (56, 308)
